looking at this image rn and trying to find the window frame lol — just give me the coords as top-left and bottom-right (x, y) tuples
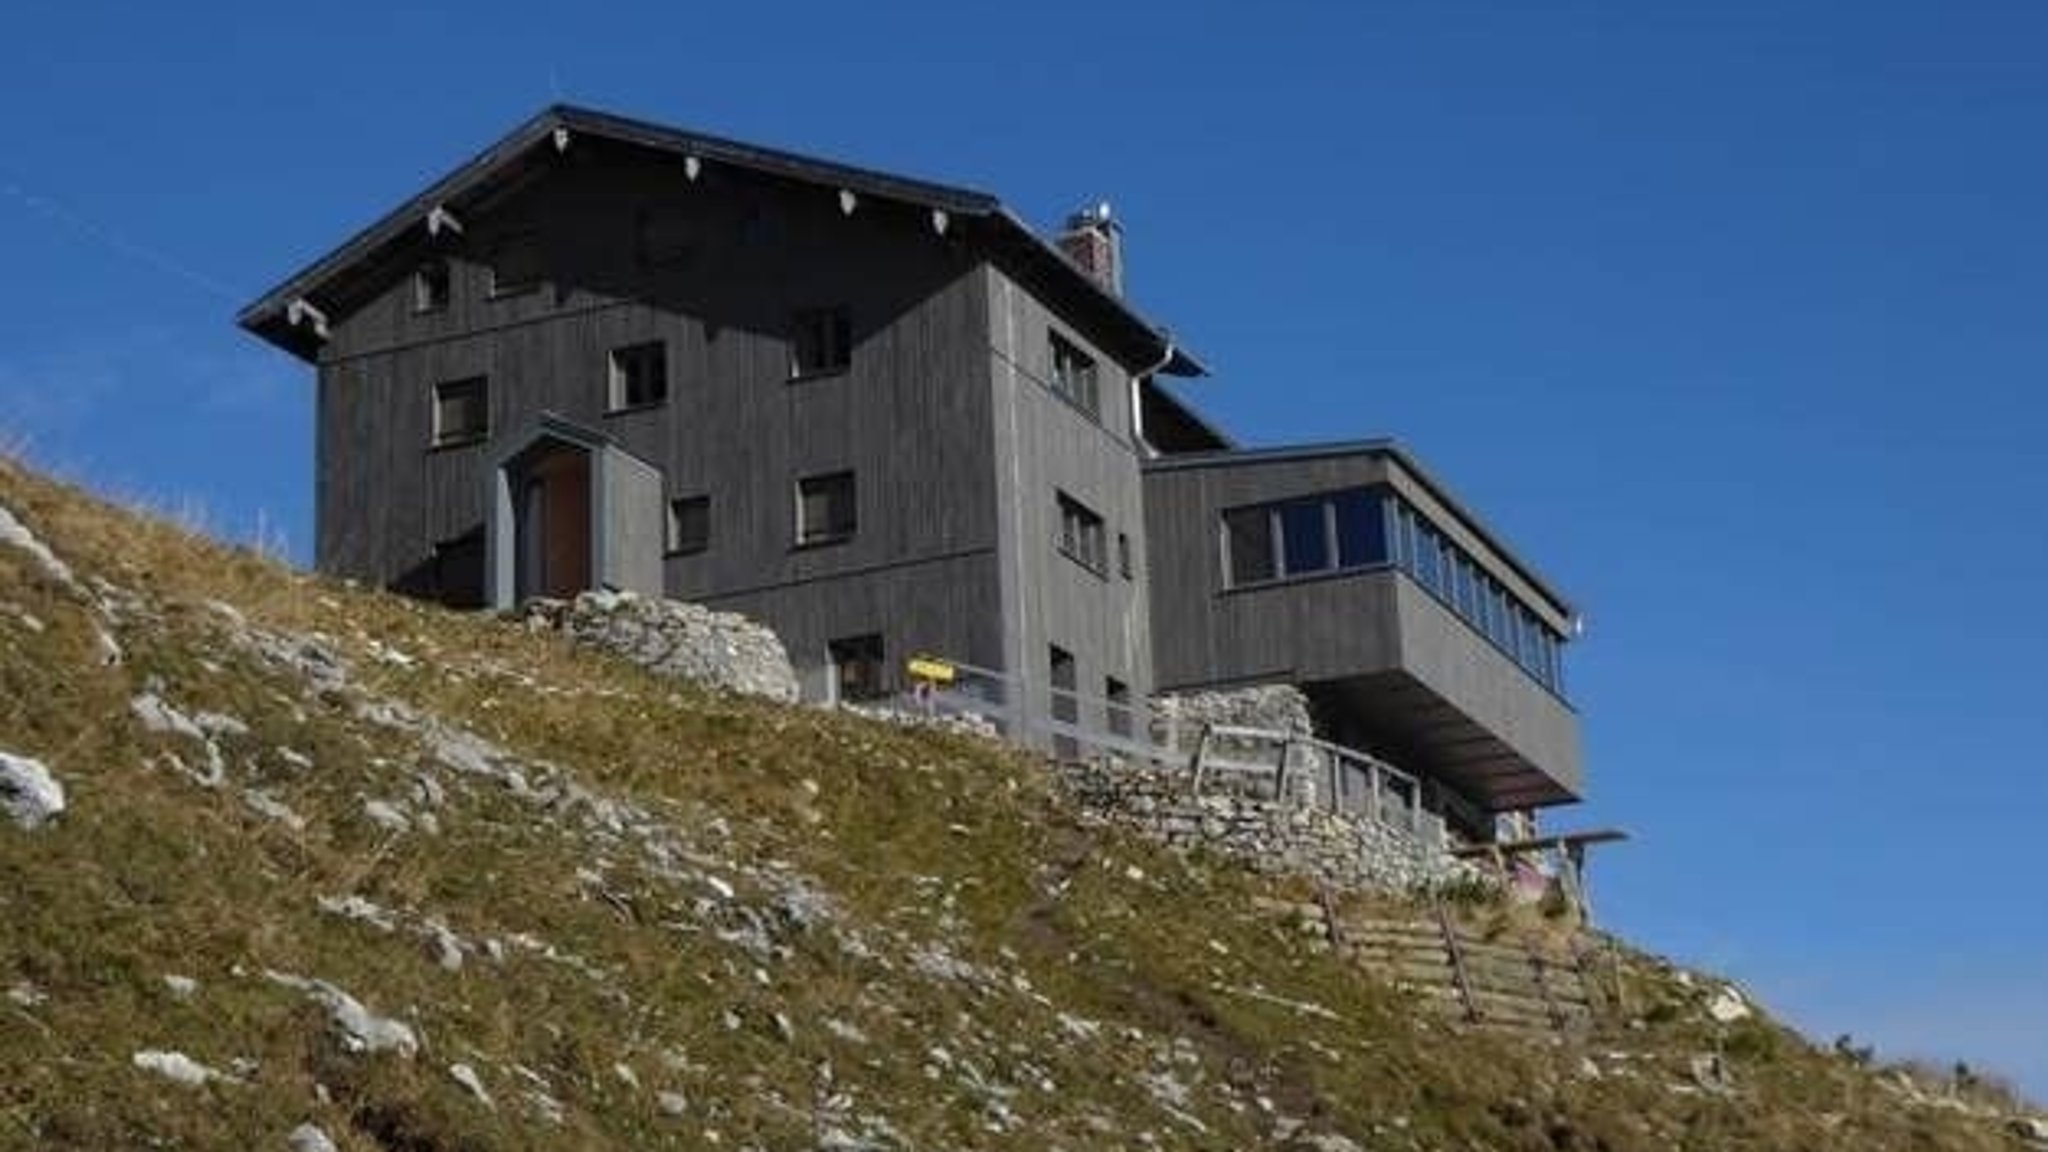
(607, 340), (670, 412)
(1047, 330), (1101, 420)
(795, 470), (858, 547)
(1055, 490), (1108, 577)
(430, 375), (489, 448)
(412, 260), (451, 314)
(828, 633), (889, 704)
(789, 307), (853, 380)
(665, 494), (710, 556)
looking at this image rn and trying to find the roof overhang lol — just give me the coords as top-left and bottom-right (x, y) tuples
(237, 104), (1205, 376)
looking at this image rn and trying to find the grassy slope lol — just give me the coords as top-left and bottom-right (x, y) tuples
(0, 456), (2028, 1151)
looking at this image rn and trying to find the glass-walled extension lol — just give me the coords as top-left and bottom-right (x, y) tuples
(1221, 486), (1566, 695)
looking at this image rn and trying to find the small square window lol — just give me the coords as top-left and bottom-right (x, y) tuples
(829, 634), (888, 703)
(1049, 332), (1099, 418)
(666, 495), (709, 555)
(432, 376), (488, 446)
(797, 471), (857, 545)
(413, 261), (450, 314)
(609, 341), (668, 410)
(488, 232), (543, 297)
(790, 308), (852, 377)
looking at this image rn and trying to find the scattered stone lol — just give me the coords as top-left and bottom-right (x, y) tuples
(658, 1090), (690, 1117)
(361, 797), (412, 832)
(265, 972), (419, 1057)
(318, 895), (399, 933)
(287, 1122), (338, 1152)
(7, 981), (47, 1007)
(92, 624), (123, 666)
(243, 789), (307, 831)
(0, 751), (64, 830)
(0, 503), (76, 588)
(163, 974), (199, 999)
(130, 692), (206, 740)
(1689, 1052), (1734, 1094)
(133, 1049), (222, 1086)
(449, 1062), (493, 1107)
(522, 590), (800, 702)
(1706, 986), (1752, 1024)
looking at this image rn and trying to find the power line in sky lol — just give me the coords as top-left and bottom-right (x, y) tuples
(0, 174), (246, 305)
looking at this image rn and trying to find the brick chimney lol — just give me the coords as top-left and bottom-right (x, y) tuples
(1056, 202), (1123, 296)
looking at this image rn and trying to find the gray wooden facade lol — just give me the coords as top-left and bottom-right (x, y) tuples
(240, 104), (1587, 828)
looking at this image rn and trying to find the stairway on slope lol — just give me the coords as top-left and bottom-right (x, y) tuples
(1339, 911), (1602, 1036)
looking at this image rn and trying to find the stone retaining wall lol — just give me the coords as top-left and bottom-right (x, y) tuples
(1057, 759), (1483, 894)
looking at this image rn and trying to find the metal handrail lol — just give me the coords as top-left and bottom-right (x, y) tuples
(897, 653), (1444, 845)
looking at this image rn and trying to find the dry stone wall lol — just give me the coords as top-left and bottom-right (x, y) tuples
(1058, 759), (1484, 895)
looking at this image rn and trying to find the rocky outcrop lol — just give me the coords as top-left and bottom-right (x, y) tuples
(521, 590), (799, 702)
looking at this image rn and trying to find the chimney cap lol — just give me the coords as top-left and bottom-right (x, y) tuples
(1065, 200), (1116, 232)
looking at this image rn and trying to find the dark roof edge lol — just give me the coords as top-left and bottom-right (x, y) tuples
(237, 104), (1204, 376)
(1139, 377), (1236, 449)
(1141, 439), (1577, 620)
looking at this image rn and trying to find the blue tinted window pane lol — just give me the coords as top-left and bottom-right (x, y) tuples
(1413, 524), (1442, 591)
(1335, 489), (1387, 567)
(1454, 558), (1477, 619)
(1280, 499), (1331, 575)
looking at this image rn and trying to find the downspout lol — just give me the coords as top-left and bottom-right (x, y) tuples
(1129, 336), (1177, 458)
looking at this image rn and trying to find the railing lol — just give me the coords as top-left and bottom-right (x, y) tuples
(893, 655), (1445, 850)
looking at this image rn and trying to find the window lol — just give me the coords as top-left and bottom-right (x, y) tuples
(791, 307), (852, 377)
(1334, 489), (1387, 567)
(1279, 498), (1331, 576)
(829, 634), (887, 703)
(1224, 505), (1276, 585)
(1117, 531), (1133, 579)
(609, 341), (668, 410)
(1049, 332), (1099, 418)
(666, 495), (709, 555)
(1049, 646), (1078, 726)
(1105, 677), (1132, 738)
(413, 260), (450, 313)
(637, 205), (694, 266)
(431, 376), (488, 446)
(488, 232), (543, 297)
(796, 471), (857, 545)
(1056, 492), (1107, 575)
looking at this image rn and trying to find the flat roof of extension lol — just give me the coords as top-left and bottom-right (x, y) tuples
(1142, 439), (1578, 621)
(237, 103), (1205, 377)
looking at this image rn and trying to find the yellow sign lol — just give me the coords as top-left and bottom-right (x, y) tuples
(906, 657), (957, 684)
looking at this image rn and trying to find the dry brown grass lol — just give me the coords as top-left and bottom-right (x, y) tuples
(0, 455), (2035, 1151)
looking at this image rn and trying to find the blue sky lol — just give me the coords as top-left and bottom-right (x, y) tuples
(5, 0), (2045, 1099)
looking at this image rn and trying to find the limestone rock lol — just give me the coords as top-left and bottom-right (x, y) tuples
(0, 751), (64, 830)
(523, 590), (799, 702)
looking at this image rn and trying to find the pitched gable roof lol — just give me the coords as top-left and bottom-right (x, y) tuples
(237, 104), (1205, 376)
